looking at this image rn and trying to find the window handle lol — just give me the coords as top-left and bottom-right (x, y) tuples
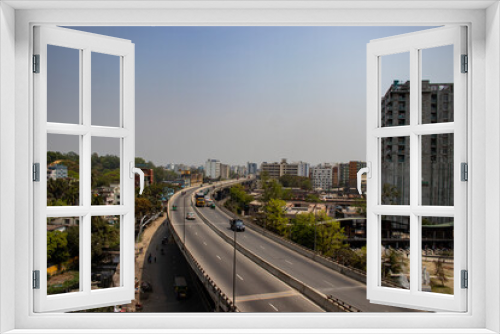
(130, 162), (145, 195)
(357, 163), (371, 195)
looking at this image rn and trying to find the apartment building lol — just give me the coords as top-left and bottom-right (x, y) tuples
(220, 163), (230, 180)
(204, 159), (221, 179)
(312, 164), (333, 190)
(261, 159), (310, 179)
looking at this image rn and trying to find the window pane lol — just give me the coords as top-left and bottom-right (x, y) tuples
(421, 133), (454, 206)
(92, 52), (120, 127)
(381, 137), (410, 205)
(91, 215), (121, 290)
(47, 217), (80, 295)
(421, 216), (454, 295)
(421, 45), (454, 124)
(47, 45), (80, 124)
(380, 52), (410, 127)
(47, 134), (80, 206)
(91, 137), (121, 205)
(381, 215), (410, 289)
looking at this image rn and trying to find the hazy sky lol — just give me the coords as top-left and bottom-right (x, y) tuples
(47, 26), (453, 167)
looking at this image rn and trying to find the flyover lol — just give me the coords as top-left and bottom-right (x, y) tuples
(168, 185), (324, 312)
(194, 182), (414, 313)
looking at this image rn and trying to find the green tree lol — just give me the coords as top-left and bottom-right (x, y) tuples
(91, 216), (120, 265)
(382, 183), (400, 204)
(435, 257), (448, 286)
(66, 225), (79, 258)
(228, 184), (254, 214)
(265, 199), (288, 236)
(279, 175), (312, 190)
(382, 248), (403, 279)
(47, 230), (70, 265)
(135, 197), (153, 219)
(314, 211), (347, 257)
(305, 193), (321, 203)
(290, 212), (316, 248)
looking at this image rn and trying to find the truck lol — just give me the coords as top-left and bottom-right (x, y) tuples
(173, 276), (188, 300)
(195, 192), (205, 207)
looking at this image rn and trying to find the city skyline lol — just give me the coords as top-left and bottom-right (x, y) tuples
(48, 26), (450, 166)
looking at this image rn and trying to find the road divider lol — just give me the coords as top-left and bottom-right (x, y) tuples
(192, 188), (360, 313)
(167, 189), (237, 312)
(213, 182), (400, 290)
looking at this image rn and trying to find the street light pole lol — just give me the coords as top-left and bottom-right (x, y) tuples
(183, 193), (186, 247)
(232, 227), (237, 308)
(314, 222), (317, 252)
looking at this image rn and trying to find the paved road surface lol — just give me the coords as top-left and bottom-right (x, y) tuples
(195, 187), (416, 312)
(170, 187), (324, 312)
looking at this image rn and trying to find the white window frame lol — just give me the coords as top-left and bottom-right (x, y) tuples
(366, 26), (467, 312)
(33, 26), (136, 312)
(0, 2), (498, 334)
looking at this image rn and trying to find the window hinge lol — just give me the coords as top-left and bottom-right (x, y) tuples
(33, 163), (40, 182)
(33, 270), (40, 289)
(461, 270), (468, 289)
(33, 54), (40, 73)
(461, 54), (468, 73)
(461, 162), (468, 181)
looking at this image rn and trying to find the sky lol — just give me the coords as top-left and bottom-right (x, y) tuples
(47, 26), (453, 167)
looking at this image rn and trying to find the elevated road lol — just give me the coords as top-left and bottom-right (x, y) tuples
(196, 186), (414, 312)
(169, 186), (324, 312)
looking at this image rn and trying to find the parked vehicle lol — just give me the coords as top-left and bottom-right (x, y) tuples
(186, 212), (196, 220)
(174, 276), (188, 299)
(229, 218), (245, 232)
(172, 205), (177, 211)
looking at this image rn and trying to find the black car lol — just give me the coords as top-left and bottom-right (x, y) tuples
(230, 220), (245, 232)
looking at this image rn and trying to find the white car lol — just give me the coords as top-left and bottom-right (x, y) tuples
(186, 212), (196, 220)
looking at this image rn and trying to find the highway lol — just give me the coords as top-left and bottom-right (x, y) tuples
(194, 185), (415, 312)
(169, 186), (324, 312)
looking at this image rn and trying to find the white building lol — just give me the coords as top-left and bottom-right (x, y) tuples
(205, 159), (221, 179)
(312, 164), (333, 190)
(47, 164), (68, 180)
(297, 161), (310, 177)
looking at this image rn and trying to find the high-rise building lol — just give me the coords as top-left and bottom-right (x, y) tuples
(220, 164), (230, 179)
(204, 159), (221, 179)
(338, 163), (350, 187)
(247, 162), (258, 175)
(332, 166), (339, 188)
(312, 164), (333, 190)
(381, 80), (453, 206)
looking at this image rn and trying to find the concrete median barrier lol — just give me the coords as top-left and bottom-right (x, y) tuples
(192, 195), (360, 313)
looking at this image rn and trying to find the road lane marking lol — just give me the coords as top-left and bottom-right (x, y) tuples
(216, 255), (222, 260)
(195, 232), (198, 236)
(268, 303), (279, 312)
(243, 235), (248, 239)
(285, 260), (293, 265)
(323, 280), (335, 287)
(237, 274), (244, 281)
(259, 245), (265, 250)
(203, 242), (207, 246)
(236, 290), (298, 302)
